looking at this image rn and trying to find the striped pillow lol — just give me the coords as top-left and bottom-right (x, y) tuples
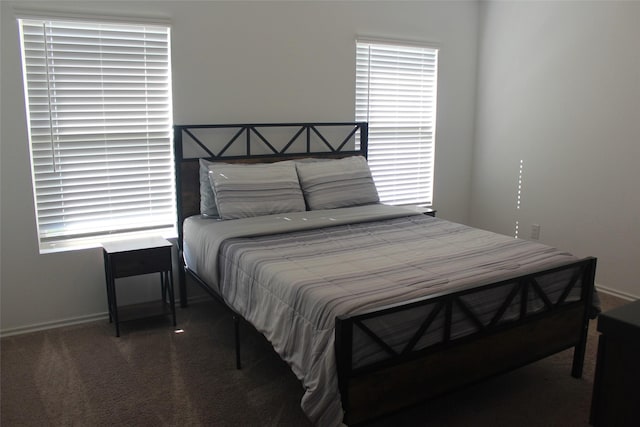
(199, 158), (221, 217)
(296, 156), (380, 210)
(208, 162), (306, 220)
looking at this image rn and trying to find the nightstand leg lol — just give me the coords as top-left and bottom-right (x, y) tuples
(167, 270), (177, 327)
(103, 252), (113, 323)
(110, 278), (120, 337)
(160, 271), (167, 302)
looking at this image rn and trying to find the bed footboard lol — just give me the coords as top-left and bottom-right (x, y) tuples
(335, 257), (597, 425)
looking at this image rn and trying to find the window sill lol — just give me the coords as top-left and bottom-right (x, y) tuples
(38, 227), (177, 254)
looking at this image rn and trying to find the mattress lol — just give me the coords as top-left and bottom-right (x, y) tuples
(183, 205), (584, 426)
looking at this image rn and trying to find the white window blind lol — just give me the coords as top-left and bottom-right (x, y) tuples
(356, 40), (438, 206)
(18, 18), (175, 250)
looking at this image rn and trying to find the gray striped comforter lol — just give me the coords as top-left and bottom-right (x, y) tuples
(183, 205), (579, 426)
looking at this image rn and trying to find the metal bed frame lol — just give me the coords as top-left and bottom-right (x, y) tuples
(173, 122), (597, 425)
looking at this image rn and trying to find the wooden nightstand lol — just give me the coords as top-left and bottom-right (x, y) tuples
(590, 299), (640, 426)
(102, 236), (177, 336)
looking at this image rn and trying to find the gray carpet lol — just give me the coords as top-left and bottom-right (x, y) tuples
(1, 292), (626, 426)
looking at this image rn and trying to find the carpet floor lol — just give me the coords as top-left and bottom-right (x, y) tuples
(1, 292), (626, 426)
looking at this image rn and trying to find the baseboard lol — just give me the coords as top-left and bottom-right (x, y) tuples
(0, 312), (109, 338)
(0, 294), (211, 338)
(596, 283), (639, 301)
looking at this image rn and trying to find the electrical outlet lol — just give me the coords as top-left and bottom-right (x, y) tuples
(531, 224), (541, 240)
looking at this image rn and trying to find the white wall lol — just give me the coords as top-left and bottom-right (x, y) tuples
(0, 1), (479, 334)
(471, 1), (640, 299)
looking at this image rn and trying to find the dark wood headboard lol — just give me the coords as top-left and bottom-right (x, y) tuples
(173, 122), (368, 246)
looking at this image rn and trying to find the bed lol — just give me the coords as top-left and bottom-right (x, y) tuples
(173, 122), (598, 426)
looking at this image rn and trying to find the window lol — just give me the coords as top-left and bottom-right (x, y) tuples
(18, 17), (175, 252)
(356, 39), (438, 206)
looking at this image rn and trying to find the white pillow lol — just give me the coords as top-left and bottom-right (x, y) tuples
(208, 162), (306, 220)
(295, 156), (380, 210)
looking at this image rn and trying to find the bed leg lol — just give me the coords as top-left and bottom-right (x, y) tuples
(573, 257), (597, 379)
(571, 343), (586, 378)
(234, 314), (242, 370)
(571, 302), (590, 378)
(572, 310), (591, 378)
(177, 249), (188, 308)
